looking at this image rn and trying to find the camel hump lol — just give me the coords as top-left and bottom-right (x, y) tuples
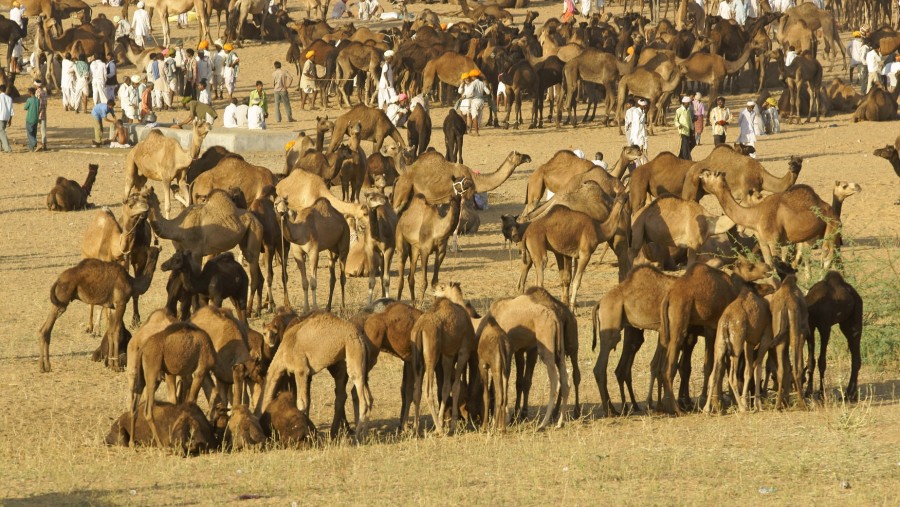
(55, 176), (68, 185)
(310, 197), (335, 213)
(211, 251), (236, 263)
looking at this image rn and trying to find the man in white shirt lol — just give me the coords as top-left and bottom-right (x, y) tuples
(60, 53), (77, 111)
(847, 33), (866, 84)
(114, 15), (130, 40)
(624, 98), (649, 156)
(785, 46), (798, 67)
(865, 47), (883, 93)
(733, 0), (746, 26)
(718, 0), (733, 20)
(0, 89), (13, 152)
(223, 98), (239, 128)
(736, 100), (758, 157)
(89, 56), (108, 105)
(882, 55), (900, 90)
(385, 93), (410, 127)
(131, 2), (151, 48)
(247, 98), (265, 129)
(9, 2), (25, 30)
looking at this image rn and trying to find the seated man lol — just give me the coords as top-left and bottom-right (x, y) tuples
(247, 97), (265, 129)
(109, 119), (132, 148)
(385, 93), (409, 127)
(223, 98), (239, 128)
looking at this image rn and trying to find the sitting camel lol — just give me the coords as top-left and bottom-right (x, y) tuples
(124, 122), (209, 218)
(105, 401), (216, 455)
(851, 81), (899, 122)
(47, 164), (98, 211)
(274, 196), (349, 312)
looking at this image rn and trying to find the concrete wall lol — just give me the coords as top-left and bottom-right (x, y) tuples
(128, 124), (296, 153)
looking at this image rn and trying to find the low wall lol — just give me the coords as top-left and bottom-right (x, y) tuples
(126, 124), (295, 153)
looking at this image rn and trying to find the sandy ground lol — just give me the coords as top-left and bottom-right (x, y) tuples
(1, 2), (899, 504)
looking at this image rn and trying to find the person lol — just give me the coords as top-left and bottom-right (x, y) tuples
(175, 96), (217, 128)
(385, 93), (409, 126)
(223, 98), (239, 128)
(105, 53), (118, 102)
(10, 39), (23, 75)
(34, 80), (47, 151)
(745, 0), (760, 19)
(222, 43), (239, 100)
(60, 53), (76, 112)
(624, 98), (649, 158)
(9, 1), (25, 31)
(562, 0), (576, 22)
(119, 75), (141, 122)
(459, 69), (487, 135)
(23, 87), (39, 151)
(89, 55), (108, 106)
(377, 50), (396, 108)
(211, 40), (225, 100)
(114, 15), (130, 40)
(234, 98), (249, 127)
(249, 80), (268, 118)
(737, 100), (759, 157)
(718, 0), (733, 20)
(592, 152), (608, 170)
(761, 97), (780, 134)
(195, 44), (211, 96)
(174, 42), (187, 95)
(692, 92), (706, 146)
(272, 61), (294, 122)
(299, 51), (318, 110)
(785, 46), (798, 67)
(733, 0), (746, 26)
(91, 99), (116, 145)
(675, 95), (694, 160)
(197, 79), (210, 105)
(847, 31), (867, 84)
(709, 96), (731, 145)
(140, 81), (154, 117)
(183, 48), (196, 97)
(865, 46), (883, 93)
(330, 0), (350, 18)
(74, 54), (90, 113)
(162, 48), (177, 109)
(359, 0), (382, 20)
(110, 119), (132, 148)
(0, 88), (12, 153)
(131, 2), (151, 48)
(247, 97), (265, 129)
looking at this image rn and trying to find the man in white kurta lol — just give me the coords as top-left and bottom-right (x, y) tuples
(736, 101), (758, 157)
(377, 51), (396, 108)
(131, 3), (151, 48)
(90, 57), (108, 105)
(60, 55), (76, 111)
(625, 99), (648, 154)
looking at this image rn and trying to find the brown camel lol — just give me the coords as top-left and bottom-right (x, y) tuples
(558, 48), (635, 127)
(105, 401), (216, 454)
(259, 390), (317, 447)
(701, 171), (843, 269)
(327, 104), (406, 153)
(475, 316), (511, 432)
(682, 150), (804, 202)
(143, 187), (264, 306)
(292, 144), (354, 184)
(421, 51), (480, 102)
(274, 196), (349, 312)
(395, 179), (467, 305)
(142, 0), (212, 47)
(39, 247), (160, 372)
(781, 3), (846, 70)
(274, 167), (366, 218)
(248, 187), (288, 314)
(615, 67), (682, 129)
(628, 151), (694, 211)
(852, 82), (900, 122)
(825, 78), (864, 112)
(410, 295), (476, 434)
(190, 157), (276, 207)
(124, 122), (209, 218)
(357, 190), (397, 304)
(339, 121), (368, 203)
(36, 19), (108, 60)
(125, 309), (178, 435)
(259, 311), (372, 440)
(765, 274), (810, 410)
(630, 195), (735, 266)
(773, 49), (823, 124)
(657, 259), (771, 414)
(676, 40), (762, 119)
(804, 271), (863, 401)
(407, 105), (432, 157)
(518, 191), (628, 307)
(284, 115), (334, 173)
(334, 42), (381, 107)
(522, 150), (623, 217)
(872, 142), (900, 204)
(47, 164), (98, 211)
(189, 305), (253, 407)
(393, 151), (530, 212)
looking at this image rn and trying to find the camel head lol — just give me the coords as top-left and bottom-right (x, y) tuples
(262, 309), (297, 349)
(161, 249), (193, 273)
(382, 143), (400, 158)
(511, 151), (532, 166)
(731, 257), (772, 283)
(873, 145), (897, 161)
(834, 181), (862, 202)
(699, 170), (729, 195)
(364, 190), (388, 210)
(623, 144), (643, 161)
(787, 155), (804, 176)
(451, 176), (473, 197)
(273, 196), (290, 215)
(123, 188), (151, 217)
(733, 143), (756, 156)
(432, 281), (463, 301)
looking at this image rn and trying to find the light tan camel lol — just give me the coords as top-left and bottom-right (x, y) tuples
(700, 171), (843, 269)
(657, 259), (771, 415)
(395, 179), (468, 305)
(614, 67), (682, 129)
(676, 40), (762, 116)
(327, 104), (406, 153)
(143, 0), (212, 47)
(189, 305), (253, 408)
(191, 157), (276, 206)
(475, 316), (511, 432)
(125, 308), (178, 440)
(630, 194), (735, 266)
(522, 150), (623, 217)
(392, 151), (531, 212)
(274, 196), (349, 312)
(766, 274), (810, 410)
(421, 51), (480, 100)
(274, 168), (366, 218)
(683, 151), (803, 202)
(143, 187), (264, 303)
(410, 295), (476, 434)
(518, 192), (628, 307)
(285, 115), (334, 173)
(780, 3), (846, 70)
(115, 36), (163, 72)
(558, 48), (635, 127)
(358, 190), (397, 304)
(124, 123), (209, 218)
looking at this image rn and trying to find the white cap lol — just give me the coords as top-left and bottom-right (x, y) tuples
(383, 50), (395, 58)
(746, 100), (756, 106)
(131, 74), (141, 84)
(681, 96), (691, 103)
(572, 149), (585, 159)
(137, 1), (144, 7)
(637, 99), (648, 106)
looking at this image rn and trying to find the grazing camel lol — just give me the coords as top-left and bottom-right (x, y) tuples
(274, 196), (349, 312)
(518, 192), (628, 307)
(221, 404), (266, 451)
(124, 123), (209, 218)
(657, 259), (771, 414)
(189, 305), (254, 407)
(630, 195), (735, 266)
(38, 247), (160, 372)
(700, 171), (843, 269)
(392, 151), (531, 212)
(47, 164), (98, 211)
(395, 179), (467, 305)
(259, 311), (372, 440)
(804, 271), (863, 401)
(105, 402), (216, 455)
(872, 142), (900, 204)
(475, 316), (511, 432)
(410, 295), (476, 434)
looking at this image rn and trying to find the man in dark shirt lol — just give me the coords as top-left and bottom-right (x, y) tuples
(174, 96), (217, 129)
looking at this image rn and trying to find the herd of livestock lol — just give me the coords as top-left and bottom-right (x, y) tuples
(30, 2), (893, 455)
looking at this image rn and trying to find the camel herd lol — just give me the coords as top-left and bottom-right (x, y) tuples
(31, 3), (899, 455)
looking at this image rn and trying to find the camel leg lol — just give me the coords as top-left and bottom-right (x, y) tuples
(417, 252), (430, 307)
(329, 363), (351, 438)
(308, 249), (320, 310)
(704, 336), (727, 414)
(555, 346), (571, 428)
(396, 243), (408, 301)
(399, 361), (413, 430)
(773, 341), (788, 410)
(662, 327), (687, 415)
(568, 255), (590, 309)
(841, 319), (863, 402)
(39, 305), (65, 373)
(107, 303), (127, 371)
(816, 327), (831, 397)
(381, 247), (394, 299)
(593, 323), (624, 417)
(536, 347), (559, 430)
(449, 351), (469, 434)
(513, 351), (526, 419)
(517, 249), (533, 293)
(86, 305), (96, 335)
(326, 253), (337, 312)
(293, 253), (310, 312)
(615, 327), (644, 414)
(740, 343), (754, 412)
(436, 355), (455, 434)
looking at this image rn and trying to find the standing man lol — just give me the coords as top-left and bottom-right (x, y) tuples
(118, 75), (140, 122)
(865, 46), (883, 93)
(23, 87), (39, 151)
(692, 92), (706, 146)
(60, 53), (76, 112)
(74, 54), (90, 113)
(0, 87), (12, 153)
(718, 0), (733, 20)
(195, 43), (211, 97)
(131, 2), (151, 48)
(9, 1), (25, 32)
(211, 40), (225, 100)
(709, 96), (731, 145)
(222, 43), (239, 100)
(272, 61), (294, 122)
(90, 55), (108, 106)
(330, 0), (350, 18)
(377, 50), (396, 108)
(91, 99), (116, 146)
(249, 80), (268, 119)
(848, 32), (867, 84)
(675, 96), (694, 160)
(737, 100), (759, 157)
(162, 49), (177, 109)
(105, 53), (118, 102)
(299, 50), (318, 110)
(733, 0), (746, 26)
(34, 79), (48, 151)
(624, 98), (649, 162)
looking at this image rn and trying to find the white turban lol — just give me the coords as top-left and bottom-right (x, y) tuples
(383, 50), (395, 58)
(572, 149), (585, 159)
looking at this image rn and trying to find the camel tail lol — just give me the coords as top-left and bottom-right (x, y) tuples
(591, 303), (600, 352)
(658, 294), (671, 350)
(129, 343), (146, 446)
(46, 190), (59, 211)
(48, 281), (64, 308)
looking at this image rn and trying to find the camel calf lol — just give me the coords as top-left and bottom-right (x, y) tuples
(223, 404), (266, 451)
(105, 402), (216, 455)
(476, 316), (511, 432)
(260, 390), (317, 447)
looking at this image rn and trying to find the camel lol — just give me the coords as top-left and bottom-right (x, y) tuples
(825, 78), (864, 112)
(161, 250), (250, 322)
(766, 274), (810, 410)
(190, 155), (276, 207)
(629, 151), (694, 211)
(225, 0), (268, 44)
(773, 49), (823, 124)
(356, 190), (397, 304)
(410, 295), (476, 434)
(518, 192), (628, 307)
(443, 108), (466, 163)
(47, 164), (98, 211)
(421, 52), (480, 103)
(327, 104), (406, 154)
(339, 122), (368, 203)
(852, 82), (900, 122)
(804, 271), (863, 401)
(700, 171), (843, 269)
(115, 36), (163, 72)
(475, 316), (511, 432)
(274, 196), (349, 312)
(407, 105), (431, 157)
(143, 0), (212, 47)
(274, 168), (366, 218)
(124, 123), (209, 218)
(259, 390), (317, 447)
(704, 286), (774, 413)
(393, 151), (530, 212)
(143, 187), (264, 306)
(293, 144), (354, 184)
(615, 67), (682, 129)
(124, 309), (178, 432)
(683, 150), (804, 202)
(676, 39), (763, 119)
(105, 401), (216, 454)
(334, 42), (382, 108)
(872, 142), (900, 204)
(630, 195), (735, 266)
(657, 259), (771, 414)
(259, 311), (373, 440)
(558, 48), (635, 127)
(39, 247), (160, 373)
(395, 179), (467, 305)
(781, 3), (846, 70)
(522, 150), (624, 217)
(36, 19), (108, 60)
(221, 404), (266, 450)
(285, 115), (334, 173)
(189, 305), (253, 405)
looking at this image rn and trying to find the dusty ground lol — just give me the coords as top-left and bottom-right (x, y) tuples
(1, 2), (899, 505)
